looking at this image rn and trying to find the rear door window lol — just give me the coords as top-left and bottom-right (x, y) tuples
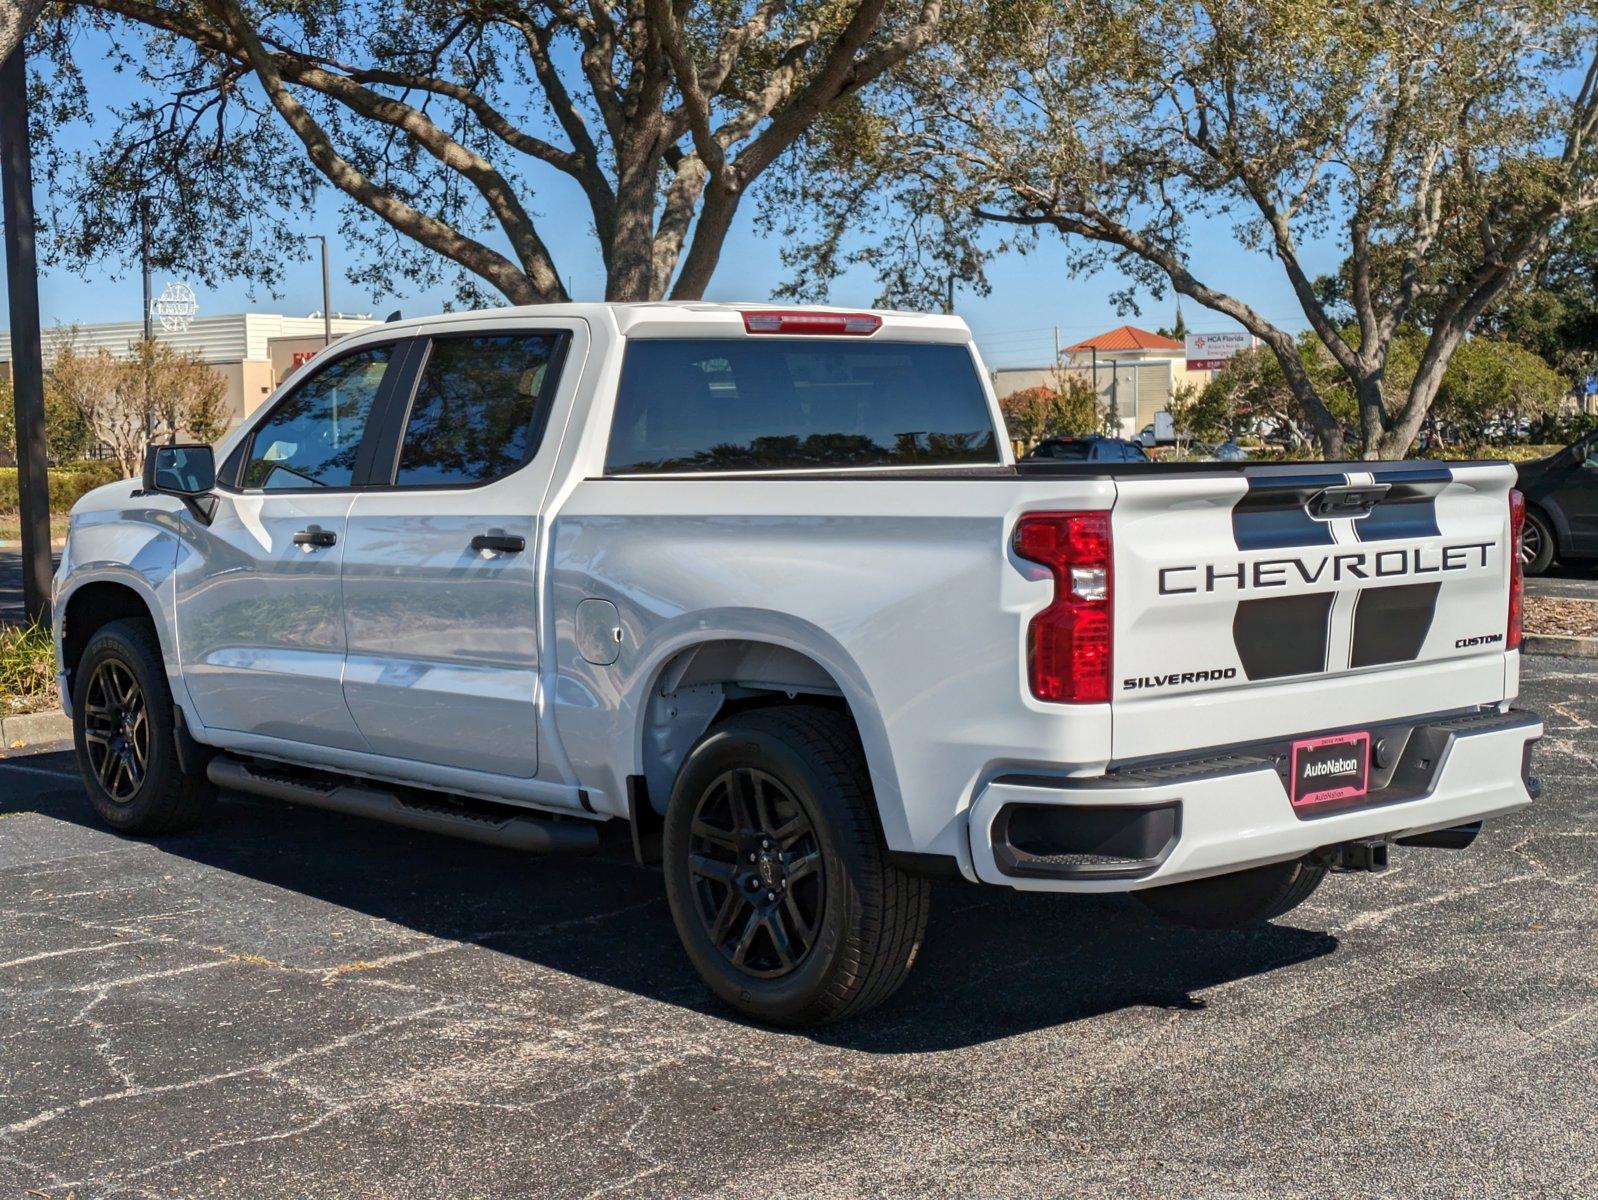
(605, 339), (999, 474)
(392, 333), (565, 487)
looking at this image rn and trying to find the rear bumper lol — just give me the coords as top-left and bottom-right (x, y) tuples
(967, 708), (1542, 892)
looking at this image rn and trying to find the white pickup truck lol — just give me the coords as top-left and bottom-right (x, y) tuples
(53, 303), (1542, 1025)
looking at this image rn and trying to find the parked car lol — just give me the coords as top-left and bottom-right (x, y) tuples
(1026, 434), (1149, 462)
(1515, 429), (1598, 574)
(1202, 440), (1250, 462)
(54, 303), (1542, 1027)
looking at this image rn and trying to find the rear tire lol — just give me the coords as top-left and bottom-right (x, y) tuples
(1522, 508), (1556, 576)
(662, 706), (930, 1026)
(1135, 857), (1326, 930)
(72, 618), (215, 835)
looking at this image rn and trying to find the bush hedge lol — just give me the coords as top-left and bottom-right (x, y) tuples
(0, 462), (124, 515)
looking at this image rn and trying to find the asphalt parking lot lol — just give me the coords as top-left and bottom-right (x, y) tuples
(2, 656), (1594, 1199)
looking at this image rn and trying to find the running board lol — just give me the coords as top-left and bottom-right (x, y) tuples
(206, 757), (601, 854)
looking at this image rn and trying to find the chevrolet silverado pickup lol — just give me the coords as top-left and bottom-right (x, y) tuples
(53, 303), (1542, 1025)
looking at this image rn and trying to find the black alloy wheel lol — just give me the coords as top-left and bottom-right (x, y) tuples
(661, 706), (930, 1026)
(686, 767), (824, 979)
(81, 659), (150, 803)
(72, 618), (215, 835)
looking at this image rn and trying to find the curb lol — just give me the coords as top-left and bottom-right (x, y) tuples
(0, 708), (72, 749)
(1523, 633), (1598, 659)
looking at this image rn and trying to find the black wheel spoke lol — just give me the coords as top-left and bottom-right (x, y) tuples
(730, 909), (762, 966)
(784, 849), (822, 885)
(708, 892), (747, 946)
(690, 818), (737, 851)
(688, 853), (736, 885)
(783, 891), (815, 945)
(764, 914), (798, 970)
(727, 769), (759, 835)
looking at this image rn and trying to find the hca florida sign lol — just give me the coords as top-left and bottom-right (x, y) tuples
(1185, 332), (1252, 371)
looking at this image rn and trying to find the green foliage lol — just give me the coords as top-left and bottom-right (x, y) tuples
(0, 621), (57, 715)
(1433, 339), (1565, 433)
(0, 371), (96, 465)
(999, 377), (1102, 445)
(0, 463), (122, 515)
(1167, 381), (1232, 445)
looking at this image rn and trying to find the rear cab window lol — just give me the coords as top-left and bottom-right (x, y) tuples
(604, 339), (999, 474)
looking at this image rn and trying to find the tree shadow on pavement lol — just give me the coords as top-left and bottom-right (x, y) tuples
(4, 752), (1338, 1054)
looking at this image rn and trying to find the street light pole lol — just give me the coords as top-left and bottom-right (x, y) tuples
(309, 234), (331, 346)
(0, 43), (52, 626)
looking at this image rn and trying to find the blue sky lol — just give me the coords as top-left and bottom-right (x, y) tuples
(26, 47), (1328, 370)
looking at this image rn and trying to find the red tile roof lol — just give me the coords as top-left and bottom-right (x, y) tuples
(1065, 325), (1184, 353)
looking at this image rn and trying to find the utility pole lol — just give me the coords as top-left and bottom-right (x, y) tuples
(0, 42), (51, 625)
(944, 273), (954, 316)
(140, 197), (155, 442)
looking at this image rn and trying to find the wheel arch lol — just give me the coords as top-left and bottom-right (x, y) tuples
(59, 578), (167, 702)
(630, 626), (906, 848)
(1524, 495), (1569, 553)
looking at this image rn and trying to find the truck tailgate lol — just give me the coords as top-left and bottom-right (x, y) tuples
(1110, 462), (1517, 761)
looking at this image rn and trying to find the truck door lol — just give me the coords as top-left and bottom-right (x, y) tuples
(173, 342), (401, 750)
(339, 324), (583, 779)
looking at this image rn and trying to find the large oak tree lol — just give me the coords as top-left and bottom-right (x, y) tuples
(30, 0), (943, 304)
(781, 0), (1598, 458)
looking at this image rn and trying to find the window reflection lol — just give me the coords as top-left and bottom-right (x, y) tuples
(242, 348), (391, 489)
(394, 334), (561, 487)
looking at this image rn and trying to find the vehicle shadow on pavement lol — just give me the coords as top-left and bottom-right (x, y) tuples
(5, 754), (1338, 1053)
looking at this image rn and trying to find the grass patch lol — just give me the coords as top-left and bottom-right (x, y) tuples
(0, 514), (72, 544)
(0, 621), (59, 716)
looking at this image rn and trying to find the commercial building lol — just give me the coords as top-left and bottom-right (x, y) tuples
(989, 324), (1210, 437)
(0, 312), (381, 434)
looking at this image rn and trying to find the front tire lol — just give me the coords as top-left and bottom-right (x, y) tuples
(662, 706), (929, 1026)
(72, 618), (214, 835)
(1522, 508), (1556, 576)
(1135, 857), (1326, 930)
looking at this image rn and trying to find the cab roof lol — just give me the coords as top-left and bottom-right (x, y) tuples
(375, 301), (974, 343)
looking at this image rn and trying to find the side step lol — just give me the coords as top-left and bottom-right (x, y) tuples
(207, 758), (601, 855)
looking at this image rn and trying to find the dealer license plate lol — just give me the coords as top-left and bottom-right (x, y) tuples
(1290, 732), (1371, 808)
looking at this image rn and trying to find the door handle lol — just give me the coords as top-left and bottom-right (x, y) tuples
(471, 533), (526, 554)
(293, 525), (338, 548)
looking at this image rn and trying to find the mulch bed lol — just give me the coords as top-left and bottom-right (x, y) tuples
(1526, 595), (1598, 639)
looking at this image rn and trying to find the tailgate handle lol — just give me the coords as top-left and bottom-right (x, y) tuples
(1309, 483), (1389, 520)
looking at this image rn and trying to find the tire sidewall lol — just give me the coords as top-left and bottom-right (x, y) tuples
(72, 622), (178, 831)
(662, 720), (866, 1023)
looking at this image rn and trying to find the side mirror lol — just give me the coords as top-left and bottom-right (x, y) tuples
(142, 443), (218, 525)
(143, 443), (216, 496)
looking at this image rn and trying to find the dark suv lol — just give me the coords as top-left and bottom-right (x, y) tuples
(1024, 435), (1149, 463)
(1515, 430), (1598, 574)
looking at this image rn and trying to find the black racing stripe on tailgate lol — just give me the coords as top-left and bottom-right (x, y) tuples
(1231, 472), (1345, 550)
(1232, 593), (1335, 680)
(1350, 582), (1441, 667)
(1353, 467), (1450, 543)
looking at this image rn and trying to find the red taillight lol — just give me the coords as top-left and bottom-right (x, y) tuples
(741, 310), (882, 336)
(1013, 511), (1113, 703)
(1508, 488), (1525, 650)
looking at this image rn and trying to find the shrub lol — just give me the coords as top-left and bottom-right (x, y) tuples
(0, 621), (58, 715)
(0, 462), (123, 515)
